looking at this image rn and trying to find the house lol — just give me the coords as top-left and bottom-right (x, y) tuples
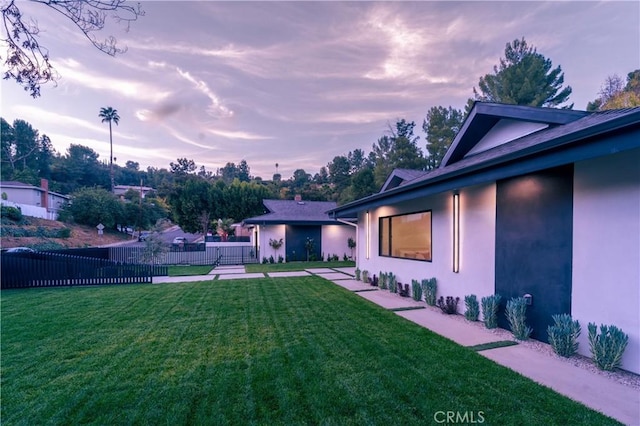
(243, 195), (357, 262)
(329, 102), (640, 374)
(113, 185), (155, 199)
(0, 179), (69, 220)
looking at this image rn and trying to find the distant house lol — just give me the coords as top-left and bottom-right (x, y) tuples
(329, 102), (640, 374)
(0, 179), (69, 220)
(113, 185), (155, 199)
(243, 195), (356, 262)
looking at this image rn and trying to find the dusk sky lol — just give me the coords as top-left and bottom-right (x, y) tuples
(2, 1), (639, 180)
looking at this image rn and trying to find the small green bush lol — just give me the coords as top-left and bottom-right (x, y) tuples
(388, 272), (397, 293)
(411, 279), (423, 302)
(379, 272), (388, 290)
(277, 255), (284, 263)
(56, 227), (72, 238)
(269, 255), (275, 264)
(1, 205), (23, 222)
(354, 268), (361, 281)
(547, 314), (581, 358)
(361, 270), (369, 283)
(506, 297), (532, 340)
(421, 278), (437, 306)
(481, 294), (502, 329)
(464, 295), (480, 321)
(588, 323), (628, 371)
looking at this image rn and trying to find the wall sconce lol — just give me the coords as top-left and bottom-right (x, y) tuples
(453, 193), (460, 273)
(366, 210), (370, 259)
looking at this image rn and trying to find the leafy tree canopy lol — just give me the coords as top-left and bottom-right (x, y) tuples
(423, 106), (464, 170)
(587, 70), (640, 111)
(473, 37), (573, 108)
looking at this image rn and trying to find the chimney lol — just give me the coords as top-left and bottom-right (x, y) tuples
(40, 178), (49, 210)
(294, 194), (302, 202)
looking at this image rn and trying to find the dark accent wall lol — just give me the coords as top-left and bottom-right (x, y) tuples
(495, 165), (574, 342)
(285, 225), (322, 261)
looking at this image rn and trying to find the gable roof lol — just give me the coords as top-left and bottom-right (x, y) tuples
(330, 103), (640, 218)
(243, 199), (344, 225)
(379, 169), (429, 192)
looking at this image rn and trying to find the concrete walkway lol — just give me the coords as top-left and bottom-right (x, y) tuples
(332, 278), (639, 425)
(151, 267), (639, 424)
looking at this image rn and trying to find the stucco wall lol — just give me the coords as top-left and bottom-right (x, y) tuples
(356, 183), (496, 309)
(257, 224), (286, 261)
(321, 224), (356, 260)
(573, 148), (640, 374)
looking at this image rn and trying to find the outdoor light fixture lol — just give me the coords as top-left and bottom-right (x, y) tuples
(453, 193), (460, 273)
(366, 211), (370, 259)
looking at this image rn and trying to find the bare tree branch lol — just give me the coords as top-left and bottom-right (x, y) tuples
(1, 0), (144, 97)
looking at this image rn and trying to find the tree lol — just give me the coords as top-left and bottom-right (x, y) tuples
(587, 70), (640, 111)
(63, 187), (123, 229)
(99, 106), (120, 192)
(2, 0), (144, 97)
(169, 158), (197, 176)
(423, 106), (464, 169)
(473, 37), (573, 108)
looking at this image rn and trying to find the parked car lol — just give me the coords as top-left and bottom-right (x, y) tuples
(138, 231), (150, 242)
(4, 247), (36, 253)
(172, 237), (188, 244)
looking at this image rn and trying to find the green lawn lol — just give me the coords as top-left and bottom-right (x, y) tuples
(246, 260), (355, 273)
(168, 265), (214, 276)
(1, 278), (618, 425)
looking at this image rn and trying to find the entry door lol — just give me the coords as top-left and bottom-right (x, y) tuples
(494, 165), (573, 342)
(285, 225), (322, 261)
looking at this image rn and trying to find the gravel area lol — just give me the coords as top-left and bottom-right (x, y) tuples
(423, 305), (640, 390)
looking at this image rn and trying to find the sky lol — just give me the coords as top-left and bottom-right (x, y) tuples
(1, 1), (639, 180)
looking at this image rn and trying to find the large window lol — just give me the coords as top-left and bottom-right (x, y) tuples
(379, 211), (432, 261)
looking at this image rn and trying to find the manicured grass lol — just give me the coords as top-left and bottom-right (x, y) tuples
(1, 278), (618, 425)
(468, 340), (520, 352)
(245, 260), (355, 273)
(168, 265), (214, 276)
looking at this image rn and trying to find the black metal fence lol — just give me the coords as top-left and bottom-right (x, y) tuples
(1, 251), (168, 289)
(107, 246), (259, 266)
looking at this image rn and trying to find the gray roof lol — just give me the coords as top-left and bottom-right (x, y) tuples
(243, 199), (343, 225)
(331, 103), (640, 217)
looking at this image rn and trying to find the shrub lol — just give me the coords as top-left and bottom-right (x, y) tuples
(588, 323), (629, 371)
(464, 295), (480, 321)
(437, 296), (459, 314)
(262, 257), (269, 264)
(361, 270), (369, 283)
(56, 227), (72, 238)
(547, 314), (581, 358)
(277, 255), (284, 263)
(379, 272), (388, 290)
(269, 255), (275, 264)
(506, 297), (532, 340)
(1, 205), (23, 222)
(411, 279), (423, 301)
(354, 268), (361, 281)
(481, 294), (501, 329)
(388, 272), (397, 293)
(421, 278), (437, 306)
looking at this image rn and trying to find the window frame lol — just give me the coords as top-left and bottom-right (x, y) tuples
(378, 209), (432, 262)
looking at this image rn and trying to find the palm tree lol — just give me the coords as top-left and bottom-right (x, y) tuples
(98, 106), (120, 192)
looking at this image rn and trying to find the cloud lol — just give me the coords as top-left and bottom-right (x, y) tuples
(207, 129), (273, 141)
(11, 105), (139, 141)
(52, 58), (171, 103)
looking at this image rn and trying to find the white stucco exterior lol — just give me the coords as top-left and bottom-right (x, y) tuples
(255, 224), (287, 261)
(321, 224), (357, 260)
(572, 148), (640, 374)
(252, 223), (355, 262)
(356, 183), (497, 310)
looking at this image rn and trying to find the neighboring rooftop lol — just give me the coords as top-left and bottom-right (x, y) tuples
(243, 198), (342, 225)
